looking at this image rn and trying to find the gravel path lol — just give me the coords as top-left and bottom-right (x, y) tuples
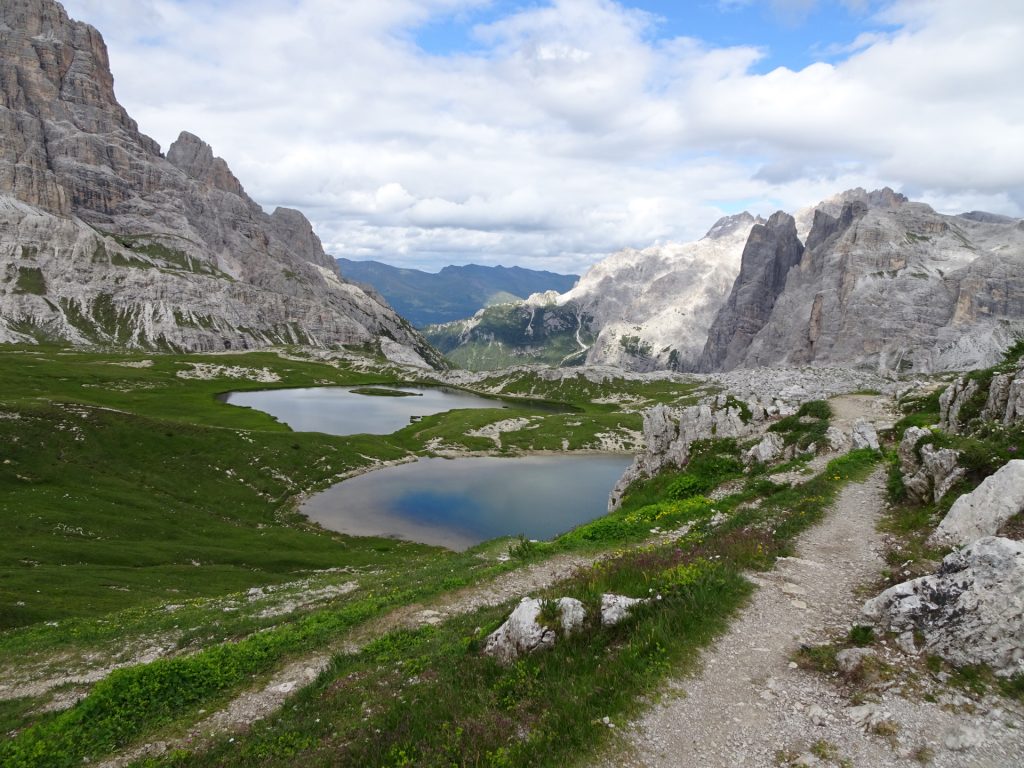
(604, 468), (1024, 768)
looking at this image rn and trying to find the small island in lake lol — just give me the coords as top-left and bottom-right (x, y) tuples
(349, 387), (424, 397)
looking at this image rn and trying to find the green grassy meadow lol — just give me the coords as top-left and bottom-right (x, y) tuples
(0, 345), (898, 768)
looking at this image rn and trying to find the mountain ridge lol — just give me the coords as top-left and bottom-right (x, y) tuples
(429, 188), (1024, 374)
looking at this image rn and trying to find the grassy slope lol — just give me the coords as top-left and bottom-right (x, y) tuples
(1, 357), (887, 768)
(0, 346), (710, 764)
(119, 448), (881, 768)
(0, 348), (703, 631)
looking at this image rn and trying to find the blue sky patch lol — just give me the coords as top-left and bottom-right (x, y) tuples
(413, 1), (895, 72)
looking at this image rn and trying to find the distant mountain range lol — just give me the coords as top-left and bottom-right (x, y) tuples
(429, 188), (1024, 374)
(335, 259), (578, 327)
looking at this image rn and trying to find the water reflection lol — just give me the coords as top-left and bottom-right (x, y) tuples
(302, 454), (632, 550)
(222, 386), (506, 435)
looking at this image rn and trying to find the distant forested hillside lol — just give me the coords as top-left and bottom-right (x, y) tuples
(336, 259), (578, 327)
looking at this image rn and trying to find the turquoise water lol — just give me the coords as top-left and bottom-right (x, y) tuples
(301, 454), (632, 550)
(222, 385), (506, 435)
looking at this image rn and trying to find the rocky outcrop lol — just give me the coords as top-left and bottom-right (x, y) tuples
(698, 212), (804, 372)
(0, 0), (441, 363)
(703, 189), (1024, 373)
(609, 401), (758, 510)
(897, 426), (964, 504)
(938, 376), (981, 433)
(744, 432), (785, 465)
(863, 536), (1024, 677)
(929, 461), (1024, 549)
(938, 363), (1024, 433)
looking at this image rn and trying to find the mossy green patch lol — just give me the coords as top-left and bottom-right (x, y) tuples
(14, 267), (46, 296)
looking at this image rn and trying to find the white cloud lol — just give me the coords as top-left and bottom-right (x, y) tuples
(60, 0), (1024, 272)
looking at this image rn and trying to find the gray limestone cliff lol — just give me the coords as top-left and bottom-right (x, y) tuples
(698, 212), (804, 372)
(0, 0), (440, 363)
(701, 189), (1024, 373)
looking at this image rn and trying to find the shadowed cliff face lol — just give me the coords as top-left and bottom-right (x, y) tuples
(0, 0), (441, 364)
(699, 190), (1024, 374)
(698, 212), (804, 373)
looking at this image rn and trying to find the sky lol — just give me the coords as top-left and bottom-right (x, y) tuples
(61, 0), (1024, 274)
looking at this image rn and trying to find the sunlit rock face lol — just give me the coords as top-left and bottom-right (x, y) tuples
(562, 212), (759, 372)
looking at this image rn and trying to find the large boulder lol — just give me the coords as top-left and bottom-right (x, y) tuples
(929, 460), (1024, 548)
(897, 426), (932, 476)
(483, 597), (586, 664)
(862, 537), (1024, 677)
(907, 447), (964, 505)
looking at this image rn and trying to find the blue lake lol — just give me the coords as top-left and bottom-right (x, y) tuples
(301, 454), (632, 550)
(222, 385), (506, 435)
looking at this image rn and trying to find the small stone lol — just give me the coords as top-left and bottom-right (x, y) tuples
(836, 647), (876, 675)
(791, 599), (807, 610)
(807, 704), (828, 726)
(943, 725), (985, 751)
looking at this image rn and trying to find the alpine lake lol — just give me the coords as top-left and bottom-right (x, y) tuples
(223, 385), (631, 549)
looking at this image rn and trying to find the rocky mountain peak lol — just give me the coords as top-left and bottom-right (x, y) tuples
(268, 206), (336, 271)
(703, 212), (763, 240)
(167, 131), (247, 198)
(804, 200), (868, 253)
(829, 186), (907, 210)
(698, 211), (804, 372)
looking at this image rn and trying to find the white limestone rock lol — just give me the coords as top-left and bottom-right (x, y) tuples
(483, 597), (587, 664)
(1006, 370), (1024, 425)
(824, 425), (849, 452)
(939, 377), (981, 434)
(744, 432), (785, 465)
(704, 192), (1024, 374)
(862, 536), (1024, 677)
(560, 213), (759, 372)
(608, 402), (754, 510)
(850, 419), (880, 451)
(600, 594), (648, 627)
(0, 2), (441, 363)
(835, 647), (876, 676)
(897, 426), (932, 476)
(379, 339), (431, 369)
(929, 460), (1024, 548)
(908, 445), (964, 505)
